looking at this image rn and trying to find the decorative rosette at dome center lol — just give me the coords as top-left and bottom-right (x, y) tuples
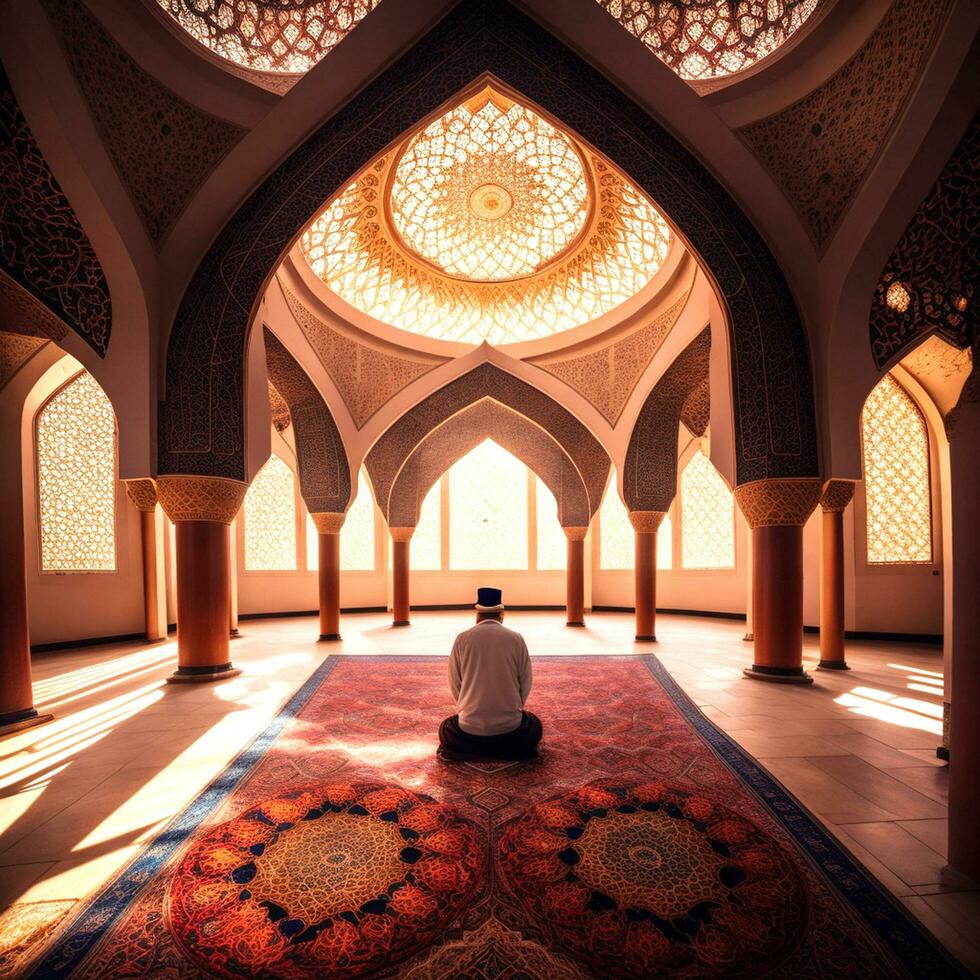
(299, 86), (672, 346)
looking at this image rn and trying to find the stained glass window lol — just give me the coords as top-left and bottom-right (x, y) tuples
(449, 440), (528, 570)
(342, 469), (377, 571)
(244, 454), (296, 571)
(596, 0), (821, 81)
(681, 450), (734, 569)
(155, 1), (380, 74)
(862, 374), (932, 564)
(599, 481), (633, 570)
(300, 89), (670, 346)
(37, 372), (116, 572)
(412, 481), (442, 571)
(536, 477), (566, 570)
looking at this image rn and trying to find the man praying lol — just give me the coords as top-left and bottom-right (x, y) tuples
(438, 588), (543, 762)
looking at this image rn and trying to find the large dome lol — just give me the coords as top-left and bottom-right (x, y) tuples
(299, 86), (672, 346)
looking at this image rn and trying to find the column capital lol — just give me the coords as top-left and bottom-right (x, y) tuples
(389, 526), (415, 543)
(820, 479), (856, 513)
(628, 510), (667, 533)
(157, 476), (248, 524)
(124, 478), (158, 513)
(310, 511), (345, 534)
(562, 526), (589, 542)
(734, 479), (822, 529)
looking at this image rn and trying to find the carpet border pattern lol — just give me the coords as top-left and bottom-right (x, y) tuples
(27, 654), (967, 978)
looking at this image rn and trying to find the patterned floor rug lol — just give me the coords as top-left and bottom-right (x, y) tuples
(27, 655), (965, 978)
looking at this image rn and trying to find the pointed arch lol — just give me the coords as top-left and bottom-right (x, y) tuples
(157, 0), (817, 486)
(366, 363), (609, 521)
(387, 398), (592, 529)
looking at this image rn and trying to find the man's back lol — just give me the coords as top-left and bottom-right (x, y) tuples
(449, 619), (531, 736)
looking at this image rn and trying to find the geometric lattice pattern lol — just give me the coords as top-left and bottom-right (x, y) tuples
(342, 469), (376, 571)
(449, 440), (528, 570)
(391, 92), (588, 282)
(411, 481), (441, 571)
(862, 374), (932, 564)
(535, 477), (566, 571)
(36, 372), (116, 572)
(300, 88), (670, 345)
(596, 0), (821, 81)
(681, 450), (734, 569)
(600, 476), (672, 570)
(154, 0), (380, 74)
(244, 454), (296, 571)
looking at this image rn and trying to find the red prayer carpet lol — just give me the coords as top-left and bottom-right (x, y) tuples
(32, 655), (964, 978)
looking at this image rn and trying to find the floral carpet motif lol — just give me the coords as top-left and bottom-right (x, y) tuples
(168, 783), (483, 977)
(31, 655), (965, 978)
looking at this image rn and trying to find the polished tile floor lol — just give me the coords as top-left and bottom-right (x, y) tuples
(1, 611), (976, 971)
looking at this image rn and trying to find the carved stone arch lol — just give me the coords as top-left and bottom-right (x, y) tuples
(387, 399), (592, 528)
(0, 66), (111, 357)
(624, 328), (711, 512)
(157, 0), (817, 486)
(365, 362), (609, 521)
(262, 328), (351, 514)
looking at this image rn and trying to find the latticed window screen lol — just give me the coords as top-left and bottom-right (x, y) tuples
(155, 1), (380, 74)
(449, 440), (528, 570)
(37, 372), (116, 572)
(412, 481), (441, 571)
(341, 469), (376, 571)
(599, 480), (633, 570)
(599, 474), (672, 570)
(306, 512), (319, 572)
(681, 450), (735, 569)
(862, 374), (932, 564)
(536, 477), (566, 570)
(244, 455), (296, 571)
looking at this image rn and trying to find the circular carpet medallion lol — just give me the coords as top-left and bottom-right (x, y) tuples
(167, 783), (483, 977)
(498, 780), (809, 977)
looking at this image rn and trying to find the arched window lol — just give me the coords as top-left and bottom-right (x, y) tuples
(449, 440), (528, 570)
(412, 481), (442, 570)
(340, 469), (377, 571)
(244, 454), (296, 571)
(681, 450), (734, 569)
(599, 474), (673, 570)
(37, 371), (116, 572)
(599, 481), (632, 570)
(862, 374), (932, 564)
(535, 477), (566, 570)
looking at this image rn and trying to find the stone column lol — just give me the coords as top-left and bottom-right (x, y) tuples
(312, 512), (345, 641)
(946, 364), (980, 880)
(0, 486), (52, 738)
(228, 515), (239, 637)
(735, 480), (822, 684)
(817, 480), (854, 670)
(157, 477), (247, 683)
(125, 479), (167, 642)
(390, 526), (414, 627)
(630, 511), (666, 641)
(563, 526), (587, 627)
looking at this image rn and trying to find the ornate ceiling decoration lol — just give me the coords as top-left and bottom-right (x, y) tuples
(155, 0), (380, 76)
(596, 0), (821, 83)
(0, 332), (48, 393)
(299, 86), (671, 346)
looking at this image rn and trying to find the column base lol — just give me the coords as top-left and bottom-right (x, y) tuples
(319, 633), (342, 642)
(167, 663), (242, 684)
(936, 746), (950, 762)
(743, 665), (813, 685)
(392, 620), (411, 628)
(0, 708), (54, 739)
(566, 620), (585, 628)
(635, 634), (656, 642)
(817, 660), (850, 671)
